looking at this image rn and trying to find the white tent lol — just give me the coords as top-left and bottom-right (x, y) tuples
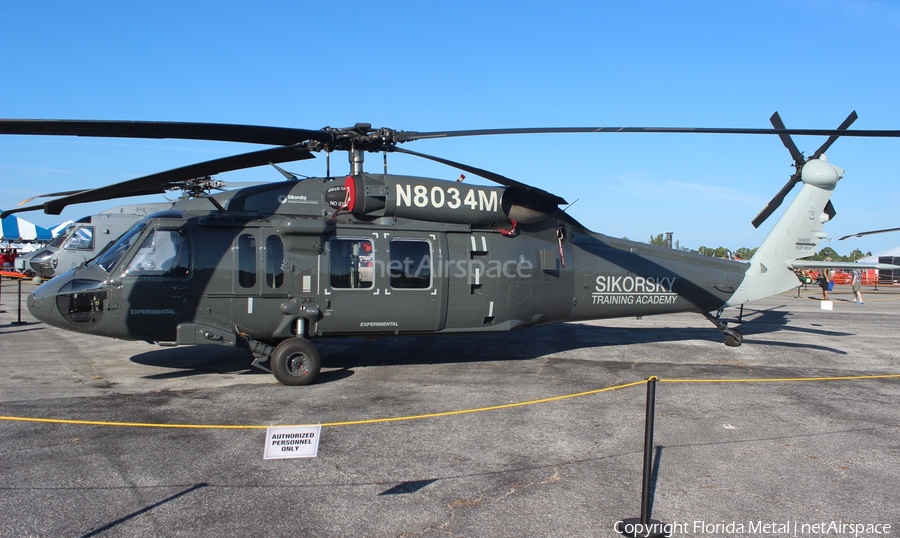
(51, 220), (73, 237)
(859, 245), (900, 264)
(860, 246), (900, 285)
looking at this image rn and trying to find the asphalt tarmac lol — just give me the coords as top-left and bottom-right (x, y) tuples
(1, 278), (898, 538)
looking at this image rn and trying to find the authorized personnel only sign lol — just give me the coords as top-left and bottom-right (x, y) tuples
(263, 425), (322, 459)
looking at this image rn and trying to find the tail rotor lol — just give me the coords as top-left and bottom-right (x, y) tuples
(751, 111), (858, 228)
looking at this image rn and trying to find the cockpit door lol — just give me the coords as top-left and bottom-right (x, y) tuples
(111, 225), (195, 342)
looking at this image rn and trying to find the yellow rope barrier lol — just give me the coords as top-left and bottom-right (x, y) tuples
(320, 380), (647, 427)
(0, 380), (647, 430)
(1, 374), (898, 430)
(659, 373), (900, 384)
(0, 416), (261, 429)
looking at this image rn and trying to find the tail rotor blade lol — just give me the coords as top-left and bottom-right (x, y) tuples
(770, 112), (805, 166)
(751, 175), (800, 228)
(753, 111), (803, 228)
(812, 110), (858, 159)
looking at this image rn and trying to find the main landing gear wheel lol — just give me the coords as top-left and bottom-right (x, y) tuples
(271, 337), (321, 386)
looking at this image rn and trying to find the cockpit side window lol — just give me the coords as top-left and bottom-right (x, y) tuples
(63, 226), (94, 250)
(123, 228), (190, 277)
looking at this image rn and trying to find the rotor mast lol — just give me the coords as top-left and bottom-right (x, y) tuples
(349, 146), (365, 175)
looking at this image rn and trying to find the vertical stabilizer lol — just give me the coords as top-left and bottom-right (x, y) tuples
(724, 157), (843, 306)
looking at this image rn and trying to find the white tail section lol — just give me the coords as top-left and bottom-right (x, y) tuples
(724, 158), (843, 306)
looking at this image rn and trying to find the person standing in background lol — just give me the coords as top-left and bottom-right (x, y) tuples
(818, 269), (831, 301)
(851, 269), (864, 304)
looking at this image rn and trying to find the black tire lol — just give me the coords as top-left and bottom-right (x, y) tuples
(271, 338), (321, 386)
(724, 329), (743, 347)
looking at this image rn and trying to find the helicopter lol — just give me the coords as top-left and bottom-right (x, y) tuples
(2, 112), (900, 386)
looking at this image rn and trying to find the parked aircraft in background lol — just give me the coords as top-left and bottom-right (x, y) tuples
(16, 203), (171, 278)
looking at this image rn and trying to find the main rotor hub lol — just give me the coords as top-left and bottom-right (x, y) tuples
(310, 124), (402, 155)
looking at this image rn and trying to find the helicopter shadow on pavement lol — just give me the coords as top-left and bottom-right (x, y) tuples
(732, 304), (853, 337)
(127, 306), (851, 380)
(130, 345), (267, 379)
(0, 324), (46, 336)
(315, 307), (851, 372)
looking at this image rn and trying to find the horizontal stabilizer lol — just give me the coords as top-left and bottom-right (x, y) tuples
(790, 260), (900, 271)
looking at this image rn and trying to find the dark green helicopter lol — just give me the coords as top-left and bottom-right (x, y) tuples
(2, 113), (899, 385)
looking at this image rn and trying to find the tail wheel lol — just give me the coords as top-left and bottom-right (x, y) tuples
(725, 329), (743, 347)
(271, 338), (321, 386)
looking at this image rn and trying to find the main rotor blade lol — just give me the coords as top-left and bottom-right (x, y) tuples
(395, 125), (900, 143)
(812, 110), (858, 159)
(1, 203), (52, 218)
(838, 226), (900, 240)
(391, 146), (567, 206)
(2, 189), (169, 219)
(39, 144), (314, 215)
(18, 189), (90, 205)
(0, 119), (327, 146)
(769, 112), (805, 165)
(6, 119), (900, 151)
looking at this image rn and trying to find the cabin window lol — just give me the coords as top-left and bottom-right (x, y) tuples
(123, 229), (190, 277)
(238, 233), (257, 288)
(265, 235), (285, 289)
(330, 238), (374, 289)
(390, 239), (431, 289)
(63, 227), (94, 250)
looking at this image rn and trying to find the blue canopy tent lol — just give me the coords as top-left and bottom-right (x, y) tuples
(1, 212), (53, 242)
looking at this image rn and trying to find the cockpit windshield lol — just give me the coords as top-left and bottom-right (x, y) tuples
(47, 226), (75, 248)
(94, 222), (148, 272)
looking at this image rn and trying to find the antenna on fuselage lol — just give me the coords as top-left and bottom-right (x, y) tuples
(270, 163), (307, 181)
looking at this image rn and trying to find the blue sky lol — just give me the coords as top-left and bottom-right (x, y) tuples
(2, 0), (899, 255)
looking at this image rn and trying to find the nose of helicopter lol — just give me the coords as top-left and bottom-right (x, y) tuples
(25, 247), (59, 278)
(27, 278), (64, 328)
(28, 274), (110, 333)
